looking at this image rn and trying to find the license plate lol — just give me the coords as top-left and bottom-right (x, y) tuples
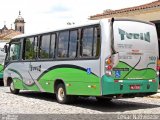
(130, 85), (140, 90)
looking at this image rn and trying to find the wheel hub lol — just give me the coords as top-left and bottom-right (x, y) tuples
(10, 82), (14, 91)
(58, 87), (64, 101)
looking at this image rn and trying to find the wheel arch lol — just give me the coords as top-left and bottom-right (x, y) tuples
(7, 77), (13, 86)
(54, 79), (66, 93)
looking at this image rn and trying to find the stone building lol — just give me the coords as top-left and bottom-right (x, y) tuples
(90, 0), (160, 40)
(0, 11), (25, 41)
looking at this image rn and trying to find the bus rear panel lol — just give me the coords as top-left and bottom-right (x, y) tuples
(101, 19), (159, 97)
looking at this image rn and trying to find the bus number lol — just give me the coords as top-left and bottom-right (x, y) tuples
(149, 56), (156, 61)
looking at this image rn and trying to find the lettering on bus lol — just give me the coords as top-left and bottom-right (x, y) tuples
(29, 64), (41, 72)
(119, 55), (132, 60)
(118, 28), (150, 42)
(113, 68), (129, 71)
(117, 44), (133, 49)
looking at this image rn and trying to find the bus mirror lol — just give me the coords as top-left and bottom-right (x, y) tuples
(4, 45), (8, 53)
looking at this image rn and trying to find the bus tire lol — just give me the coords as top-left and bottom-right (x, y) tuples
(56, 83), (74, 104)
(96, 97), (112, 103)
(10, 81), (19, 94)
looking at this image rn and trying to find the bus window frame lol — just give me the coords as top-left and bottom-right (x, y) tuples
(6, 24), (101, 64)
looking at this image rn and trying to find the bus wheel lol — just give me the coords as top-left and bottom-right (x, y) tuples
(10, 81), (19, 94)
(56, 83), (73, 104)
(96, 97), (112, 103)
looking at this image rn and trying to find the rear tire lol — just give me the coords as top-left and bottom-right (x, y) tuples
(10, 81), (19, 94)
(56, 83), (75, 104)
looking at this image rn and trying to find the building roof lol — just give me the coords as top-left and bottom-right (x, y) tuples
(0, 30), (22, 40)
(1, 25), (8, 31)
(90, 0), (160, 19)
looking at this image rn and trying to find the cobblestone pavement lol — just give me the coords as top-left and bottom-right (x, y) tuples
(0, 87), (160, 115)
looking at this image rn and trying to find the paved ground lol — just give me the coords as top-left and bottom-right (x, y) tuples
(0, 87), (160, 115)
(149, 89), (160, 98)
(1, 86), (160, 120)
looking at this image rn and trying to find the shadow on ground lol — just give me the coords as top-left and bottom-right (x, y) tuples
(0, 79), (4, 86)
(7, 91), (160, 113)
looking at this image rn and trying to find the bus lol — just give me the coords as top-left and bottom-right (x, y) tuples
(0, 42), (7, 81)
(3, 18), (159, 104)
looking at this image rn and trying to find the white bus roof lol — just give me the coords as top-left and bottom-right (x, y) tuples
(13, 19), (101, 39)
(12, 18), (154, 40)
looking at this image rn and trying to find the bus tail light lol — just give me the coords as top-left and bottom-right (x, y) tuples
(156, 59), (160, 76)
(149, 79), (156, 82)
(105, 57), (113, 76)
(106, 58), (112, 64)
(106, 71), (112, 76)
(157, 59), (160, 65)
(105, 65), (112, 70)
(114, 80), (119, 83)
(152, 80), (156, 82)
(156, 66), (160, 70)
(157, 71), (159, 76)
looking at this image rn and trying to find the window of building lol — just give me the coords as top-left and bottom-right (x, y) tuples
(58, 31), (69, 58)
(19, 27), (22, 32)
(9, 42), (21, 61)
(39, 34), (50, 59)
(69, 30), (78, 58)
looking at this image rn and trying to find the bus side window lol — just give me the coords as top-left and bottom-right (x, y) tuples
(68, 30), (78, 58)
(93, 26), (100, 57)
(50, 34), (56, 58)
(39, 34), (50, 59)
(24, 37), (37, 60)
(9, 43), (21, 61)
(81, 27), (94, 57)
(58, 31), (69, 58)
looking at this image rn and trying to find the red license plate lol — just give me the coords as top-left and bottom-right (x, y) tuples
(130, 85), (140, 90)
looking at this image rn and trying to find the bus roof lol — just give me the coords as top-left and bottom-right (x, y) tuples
(12, 19), (101, 39)
(12, 18), (154, 40)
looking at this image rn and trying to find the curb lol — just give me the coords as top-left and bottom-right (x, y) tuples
(148, 94), (160, 99)
(147, 90), (160, 98)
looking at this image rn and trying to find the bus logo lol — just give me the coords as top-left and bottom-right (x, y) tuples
(87, 68), (91, 74)
(115, 70), (121, 78)
(29, 64), (41, 72)
(118, 28), (150, 42)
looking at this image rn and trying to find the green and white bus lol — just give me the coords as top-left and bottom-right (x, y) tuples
(3, 18), (159, 104)
(0, 41), (7, 80)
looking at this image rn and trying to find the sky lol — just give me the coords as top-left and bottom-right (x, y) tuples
(0, 0), (156, 34)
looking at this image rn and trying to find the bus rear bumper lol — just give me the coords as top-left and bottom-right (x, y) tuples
(101, 75), (159, 97)
(0, 72), (3, 79)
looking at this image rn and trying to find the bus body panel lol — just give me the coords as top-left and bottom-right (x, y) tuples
(102, 75), (158, 95)
(4, 59), (101, 96)
(99, 19), (112, 77)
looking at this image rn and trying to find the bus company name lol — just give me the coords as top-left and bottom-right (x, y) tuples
(29, 64), (41, 72)
(118, 28), (150, 42)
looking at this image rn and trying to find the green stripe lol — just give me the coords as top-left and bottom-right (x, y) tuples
(113, 61), (156, 79)
(38, 67), (101, 95)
